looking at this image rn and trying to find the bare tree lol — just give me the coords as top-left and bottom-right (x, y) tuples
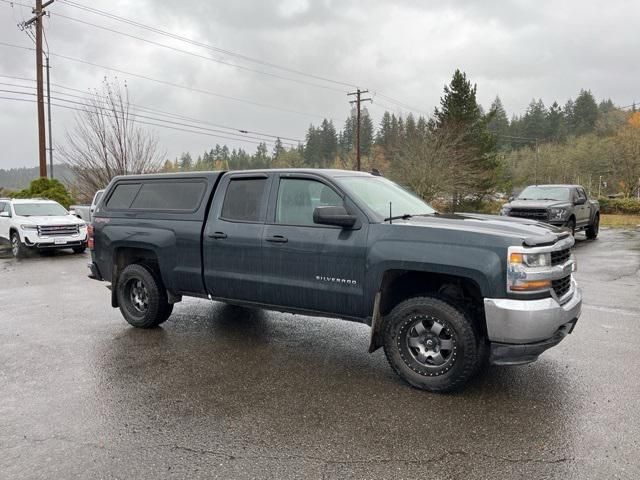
(394, 126), (487, 211)
(58, 79), (165, 201)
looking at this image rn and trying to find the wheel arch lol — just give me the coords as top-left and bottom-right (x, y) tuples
(368, 269), (486, 353)
(111, 246), (161, 308)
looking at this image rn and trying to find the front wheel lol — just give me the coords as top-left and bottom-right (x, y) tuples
(586, 214), (599, 239)
(10, 231), (28, 258)
(566, 218), (576, 237)
(72, 245), (87, 254)
(383, 296), (480, 393)
(116, 264), (172, 328)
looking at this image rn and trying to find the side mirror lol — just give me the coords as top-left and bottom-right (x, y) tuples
(574, 197), (586, 205)
(0, 211), (9, 218)
(508, 196), (514, 202)
(313, 206), (357, 228)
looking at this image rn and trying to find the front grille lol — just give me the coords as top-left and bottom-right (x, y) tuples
(37, 224), (79, 236)
(551, 248), (571, 266)
(508, 208), (548, 221)
(552, 275), (571, 298)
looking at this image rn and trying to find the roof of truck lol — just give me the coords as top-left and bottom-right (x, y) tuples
(109, 169), (375, 183)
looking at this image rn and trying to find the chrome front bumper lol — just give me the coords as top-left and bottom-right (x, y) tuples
(484, 281), (582, 344)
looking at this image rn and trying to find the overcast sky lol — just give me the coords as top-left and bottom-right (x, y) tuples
(1, 0), (638, 170)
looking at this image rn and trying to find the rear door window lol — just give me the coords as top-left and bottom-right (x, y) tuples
(106, 183), (141, 209)
(130, 181), (206, 211)
(220, 178), (268, 222)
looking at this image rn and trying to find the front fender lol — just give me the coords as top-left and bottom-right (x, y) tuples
(367, 239), (503, 301)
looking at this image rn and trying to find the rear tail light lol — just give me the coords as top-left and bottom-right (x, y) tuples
(87, 224), (95, 250)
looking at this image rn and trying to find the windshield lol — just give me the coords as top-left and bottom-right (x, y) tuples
(517, 186), (571, 202)
(336, 176), (436, 219)
(14, 202), (68, 217)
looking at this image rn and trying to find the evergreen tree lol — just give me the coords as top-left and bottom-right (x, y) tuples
(431, 69), (498, 193)
(376, 111), (393, 146)
(564, 99), (576, 134)
(340, 110), (356, 154)
(599, 99), (616, 114)
(546, 101), (567, 142)
(179, 152), (193, 171)
(304, 124), (322, 167)
(432, 69), (482, 128)
(319, 119), (338, 167)
(487, 96), (510, 147)
(573, 89), (599, 135)
(522, 99), (548, 139)
(253, 142), (270, 168)
(272, 138), (285, 162)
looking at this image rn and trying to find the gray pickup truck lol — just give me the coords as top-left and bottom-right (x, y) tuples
(88, 170), (582, 392)
(500, 184), (600, 238)
(70, 189), (104, 223)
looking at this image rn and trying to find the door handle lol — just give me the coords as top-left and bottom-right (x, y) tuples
(208, 231), (227, 239)
(265, 235), (288, 243)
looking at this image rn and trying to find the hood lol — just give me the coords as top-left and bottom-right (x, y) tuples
(506, 199), (571, 209)
(392, 213), (567, 247)
(18, 215), (84, 226)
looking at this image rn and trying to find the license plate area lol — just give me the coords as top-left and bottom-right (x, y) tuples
(54, 238), (66, 245)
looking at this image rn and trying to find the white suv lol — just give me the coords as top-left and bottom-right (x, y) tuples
(0, 198), (88, 258)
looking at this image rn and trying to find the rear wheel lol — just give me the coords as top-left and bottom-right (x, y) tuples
(116, 264), (172, 328)
(10, 231), (28, 258)
(383, 296), (479, 393)
(586, 214), (599, 239)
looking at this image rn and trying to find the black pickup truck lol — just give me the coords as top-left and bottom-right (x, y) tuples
(88, 169), (582, 392)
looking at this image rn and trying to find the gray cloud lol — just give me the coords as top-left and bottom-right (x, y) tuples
(0, 0), (638, 170)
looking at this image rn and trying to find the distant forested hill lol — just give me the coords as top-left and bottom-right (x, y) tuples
(0, 165), (75, 191)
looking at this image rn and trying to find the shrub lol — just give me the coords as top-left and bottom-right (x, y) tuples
(598, 197), (640, 215)
(11, 178), (75, 209)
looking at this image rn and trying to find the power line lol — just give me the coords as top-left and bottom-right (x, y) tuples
(0, 75), (305, 143)
(55, 0), (359, 89)
(0, 88), (298, 146)
(0, 41), (334, 120)
(0, 94), (285, 147)
(47, 11), (347, 93)
(10, 0), (430, 116)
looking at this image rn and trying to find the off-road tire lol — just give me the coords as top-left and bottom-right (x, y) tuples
(586, 214), (599, 240)
(566, 217), (576, 237)
(383, 296), (479, 393)
(10, 231), (28, 258)
(116, 263), (172, 328)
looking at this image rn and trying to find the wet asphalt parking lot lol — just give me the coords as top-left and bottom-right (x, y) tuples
(0, 228), (639, 480)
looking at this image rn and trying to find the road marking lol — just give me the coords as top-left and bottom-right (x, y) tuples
(583, 304), (640, 317)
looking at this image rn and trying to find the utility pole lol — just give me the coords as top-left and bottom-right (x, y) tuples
(534, 138), (539, 185)
(347, 89), (372, 171)
(24, 0), (54, 178)
(45, 55), (53, 178)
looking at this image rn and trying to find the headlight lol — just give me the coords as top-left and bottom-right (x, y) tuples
(507, 250), (552, 292)
(548, 207), (567, 220)
(20, 224), (37, 230)
(510, 251), (551, 268)
(500, 206), (511, 216)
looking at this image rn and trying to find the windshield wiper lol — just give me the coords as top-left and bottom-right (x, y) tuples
(384, 213), (413, 222)
(383, 213), (435, 223)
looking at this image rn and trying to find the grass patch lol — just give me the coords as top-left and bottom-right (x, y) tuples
(601, 214), (640, 228)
